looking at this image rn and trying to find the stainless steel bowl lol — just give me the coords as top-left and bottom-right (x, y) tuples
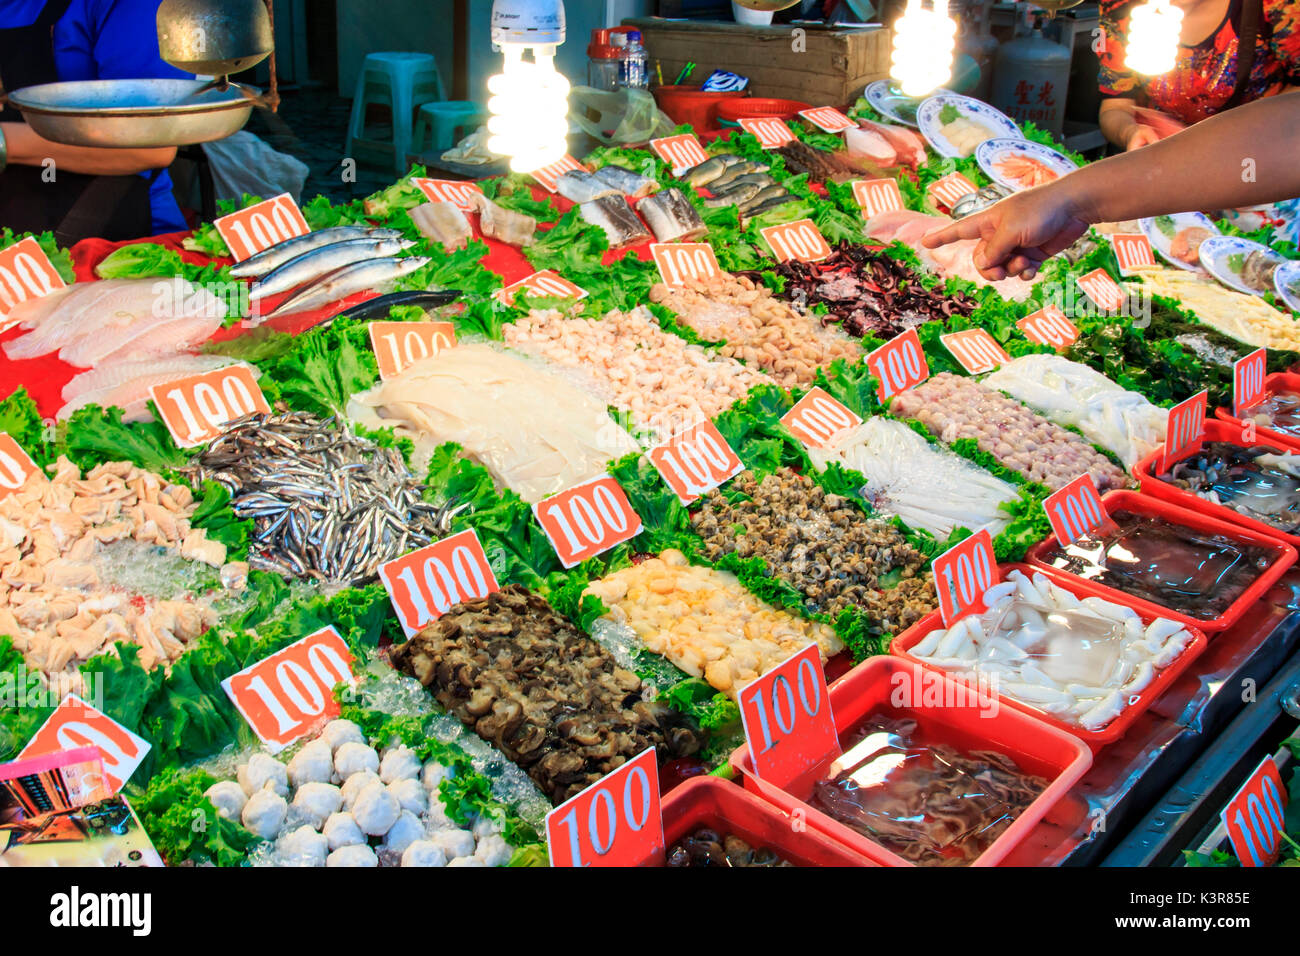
(7, 79), (256, 148)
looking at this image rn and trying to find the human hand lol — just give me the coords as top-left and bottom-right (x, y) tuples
(921, 187), (1090, 281)
(1124, 124), (1161, 151)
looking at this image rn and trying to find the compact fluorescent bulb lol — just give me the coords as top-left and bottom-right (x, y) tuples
(890, 0), (956, 98)
(487, 0), (570, 173)
(1125, 0), (1184, 75)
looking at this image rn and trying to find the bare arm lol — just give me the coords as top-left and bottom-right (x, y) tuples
(2, 122), (176, 176)
(924, 91), (1300, 279)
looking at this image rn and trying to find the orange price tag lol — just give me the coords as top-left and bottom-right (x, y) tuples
(531, 155), (586, 193)
(19, 694), (151, 793)
(379, 529), (500, 638)
(213, 192), (310, 262)
(780, 387), (863, 450)
(1111, 232), (1156, 276)
(1221, 756), (1289, 867)
(738, 116), (796, 148)
(941, 329), (1011, 374)
(1077, 268), (1126, 311)
(759, 218), (832, 263)
(0, 236), (67, 331)
(1161, 390), (1207, 472)
(798, 106), (855, 133)
(927, 172), (979, 209)
(851, 178), (904, 219)
(0, 433), (40, 502)
(1017, 305), (1079, 348)
(369, 321), (456, 380)
(546, 748), (662, 867)
(647, 419), (744, 504)
(739, 644), (838, 789)
(932, 529), (998, 626)
(534, 474), (644, 568)
(497, 269), (589, 305)
(1233, 348), (1267, 419)
(650, 241), (721, 286)
(1044, 473), (1108, 545)
(649, 133), (709, 174)
(222, 626), (357, 752)
(865, 327), (930, 402)
(150, 365), (271, 448)
(413, 177), (484, 213)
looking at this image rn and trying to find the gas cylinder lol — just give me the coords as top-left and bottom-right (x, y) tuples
(991, 15), (1071, 137)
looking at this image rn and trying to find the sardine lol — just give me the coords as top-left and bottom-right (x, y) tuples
(264, 256), (431, 318)
(229, 226), (403, 277)
(718, 172), (776, 192)
(709, 160), (769, 191)
(410, 201), (473, 252)
(683, 156), (728, 187)
(637, 188), (706, 243)
(473, 193), (537, 247)
(740, 194), (797, 224)
(591, 164), (658, 198)
(249, 237), (414, 302)
(556, 170), (620, 203)
(578, 195), (652, 249)
(737, 185), (789, 214)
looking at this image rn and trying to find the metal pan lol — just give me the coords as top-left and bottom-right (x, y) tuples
(6, 78), (256, 148)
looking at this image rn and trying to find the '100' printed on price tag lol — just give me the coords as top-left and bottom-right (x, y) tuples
(150, 365), (271, 448)
(413, 177), (484, 213)
(1017, 305), (1078, 348)
(379, 529), (500, 637)
(369, 321), (456, 380)
(649, 134), (709, 175)
(1043, 474), (1108, 545)
(932, 529), (998, 626)
(1076, 268), (1126, 311)
(546, 747), (662, 867)
(927, 172), (979, 210)
(1111, 233), (1156, 276)
(19, 694), (152, 793)
(0, 235), (67, 331)
(760, 219), (832, 263)
(213, 192), (310, 262)
(534, 474), (644, 568)
(851, 179), (903, 218)
(739, 644), (838, 789)
(651, 242), (720, 286)
(530, 155), (586, 193)
(647, 420), (744, 504)
(1161, 390), (1207, 473)
(798, 106), (855, 133)
(865, 327), (929, 402)
(738, 117), (796, 148)
(941, 329), (1011, 374)
(1220, 755), (1289, 867)
(0, 432), (40, 502)
(780, 387), (862, 449)
(497, 270), (589, 305)
(223, 626), (357, 752)
(1233, 348), (1267, 419)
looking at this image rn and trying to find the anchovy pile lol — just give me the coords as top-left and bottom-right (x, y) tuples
(191, 411), (464, 586)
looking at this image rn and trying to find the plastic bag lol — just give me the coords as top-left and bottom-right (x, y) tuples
(200, 131), (310, 203)
(567, 86), (676, 146)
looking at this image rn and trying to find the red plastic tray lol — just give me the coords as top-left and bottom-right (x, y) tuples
(1134, 418), (1300, 548)
(715, 97), (812, 123)
(643, 776), (876, 867)
(1025, 490), (1296, 633)
(1213, 371), (1300, 452)
(889, 563), (1209, 753)
(728, 657), (1092, 867)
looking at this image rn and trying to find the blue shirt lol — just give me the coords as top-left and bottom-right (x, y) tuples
(1, 0), (191, 234)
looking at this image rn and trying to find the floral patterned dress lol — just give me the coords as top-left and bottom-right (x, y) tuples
(1099, 0), (1300, 124)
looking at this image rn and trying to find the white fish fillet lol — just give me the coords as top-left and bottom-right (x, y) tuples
(984, 354), (1167, 468)
(3, 283), (77, 331)
(807, 416), (1016, 538)
(89, 308), (225, 368)
(59, 283), (225, 367)
(348, 342), (637, 503)
(58, 356), (257, 422)
(4, 281), (147, 359)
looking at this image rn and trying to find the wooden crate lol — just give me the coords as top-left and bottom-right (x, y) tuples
(622, 18), (893, 106)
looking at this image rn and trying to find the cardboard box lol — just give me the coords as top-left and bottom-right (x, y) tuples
(622, 18), (893, 106)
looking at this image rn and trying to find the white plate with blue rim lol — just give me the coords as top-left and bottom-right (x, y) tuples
(1274, 260), (1300, 313)
(1197, 235), (1288, 297)
(1138, 212), (1219, 272)
(863, 80), (951, 128)
(975, 138), (1078, 192)
(916, 94), (1022, 159)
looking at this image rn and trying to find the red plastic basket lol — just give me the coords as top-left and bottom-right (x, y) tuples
(1213, 372), (1300, 453)
(729, 657), (1092, 867)
(715, 97), (812, 123)
(1133, 418), (1300, 548)
(1025, 489), (1295, 633)
(889, 564), (1209, 753)
(643, 776), (876, 867)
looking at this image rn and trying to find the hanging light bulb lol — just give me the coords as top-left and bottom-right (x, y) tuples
(1125, 0), (1183, 75)
(487, 0), (570, 173)
(890, 0), (957, 98)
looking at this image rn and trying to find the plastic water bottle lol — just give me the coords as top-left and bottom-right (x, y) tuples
(619, 30), (648, 90)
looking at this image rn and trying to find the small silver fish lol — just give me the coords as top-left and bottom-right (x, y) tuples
(265, 256), (431, 319)
(249, 237), (415, 302)
(684, 156), (728, 187)
(229, 226), (403, 278)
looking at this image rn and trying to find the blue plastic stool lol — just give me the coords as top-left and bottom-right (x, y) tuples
(412, 101), (488, 154)
(345, 52), (445, 175)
